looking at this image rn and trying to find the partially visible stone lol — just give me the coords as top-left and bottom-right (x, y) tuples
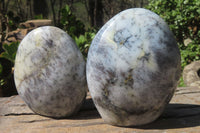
(3, 19), (52, 44)
(7, 37), (17, 42)
(4, 28), (29, 44)
(183, 61), (200, 87)
(19, 19), (52, 29)
(184, 38), (192, 46)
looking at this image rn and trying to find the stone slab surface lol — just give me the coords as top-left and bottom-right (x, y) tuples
(1, 87), (200, 133)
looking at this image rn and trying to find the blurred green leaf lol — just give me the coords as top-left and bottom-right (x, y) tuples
(0, 42), (19, 63)
(34, 14), (43, 19)
(58, 4), (97, 58)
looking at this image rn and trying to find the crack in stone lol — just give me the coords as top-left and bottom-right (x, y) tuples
(45, 121), (105, 128)
(19, 119), (51, 123)
(175, 91), (200, 95)
(3, 113), (35, 116)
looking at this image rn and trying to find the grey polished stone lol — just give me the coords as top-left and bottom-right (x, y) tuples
(14, 26), (87, 118)
(86, 8), (181, 126)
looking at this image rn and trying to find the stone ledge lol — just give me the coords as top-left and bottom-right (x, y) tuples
(19, 19), (52, 29)
(183, 61), (200, 87)
(1, 87), (200, 133)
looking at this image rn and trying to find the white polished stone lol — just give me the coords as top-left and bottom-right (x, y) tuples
(14, 26), (87, 118)
(86, 8), (181, 126)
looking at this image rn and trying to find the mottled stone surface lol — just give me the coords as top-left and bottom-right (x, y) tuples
(183, 61), (200, 87)
(87, 8), (181, 126)
(1, 87), (200, 133)
(14, 26), (87, 118)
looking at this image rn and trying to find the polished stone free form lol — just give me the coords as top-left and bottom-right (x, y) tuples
(14, 26), (87, 118)
(86, 8), (181, 126)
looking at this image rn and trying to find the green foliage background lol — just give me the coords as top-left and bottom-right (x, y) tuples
(146, 0), (200, 69)
(146, 0), (200, 86)
(58, 5), (96, 58)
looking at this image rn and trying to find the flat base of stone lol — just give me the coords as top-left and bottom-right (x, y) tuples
(1, 87), (200, 133)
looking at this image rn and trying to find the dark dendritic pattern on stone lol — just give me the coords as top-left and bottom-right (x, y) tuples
(86, 8), (181, 126)
(14, 26), (87, 118)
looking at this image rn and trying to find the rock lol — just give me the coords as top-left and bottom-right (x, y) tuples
(1, 87), (200, 133)
(7, 36), (17, 42)
(87, 8), (181, 126)
(183, 61), (200, 87)
(19, 19), (52, 29)
(184, 38), (192, 46)
(0, 95), (33, 116)
(14, 26), (87, 118)
(3, 19), (52, 44)
(3, 29), (28, 44)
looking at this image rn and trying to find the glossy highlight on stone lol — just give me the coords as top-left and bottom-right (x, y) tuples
(14, 26), (87, 118)
(86, 8), (181, 126)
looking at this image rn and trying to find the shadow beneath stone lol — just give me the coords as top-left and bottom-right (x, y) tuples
(137, 103), (200, 129)
(80, 98), (96, 111)
(69, 109), (101, 120)
(68, 98), (101, 120)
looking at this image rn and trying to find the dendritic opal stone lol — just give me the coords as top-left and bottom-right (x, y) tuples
(86, 8), (181, 126)
(14, 26), (87, 118)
